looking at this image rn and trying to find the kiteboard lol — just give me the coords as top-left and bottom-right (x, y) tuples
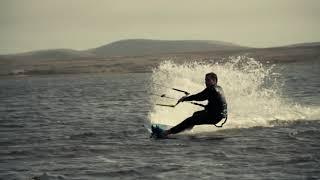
(146, 124), (172, 139)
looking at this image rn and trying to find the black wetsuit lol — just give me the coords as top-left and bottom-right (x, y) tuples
(169, 84), (228, 134)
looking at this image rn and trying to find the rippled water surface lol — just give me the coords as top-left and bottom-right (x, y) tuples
(0, 61), (319, 180)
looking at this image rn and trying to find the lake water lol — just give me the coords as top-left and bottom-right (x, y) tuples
(0, 58), (319, 179)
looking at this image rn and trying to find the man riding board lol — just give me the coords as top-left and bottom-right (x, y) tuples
(154, 72), (228, 138)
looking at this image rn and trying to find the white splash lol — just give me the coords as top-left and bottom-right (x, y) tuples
(148, 57), (320, 132)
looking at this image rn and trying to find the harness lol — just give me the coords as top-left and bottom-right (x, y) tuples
(214, 115), (228, 128)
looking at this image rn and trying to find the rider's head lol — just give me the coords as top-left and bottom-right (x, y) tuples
(205, 72), (217, 87)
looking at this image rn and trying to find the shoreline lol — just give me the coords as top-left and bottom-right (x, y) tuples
(1, 46), (319, 77)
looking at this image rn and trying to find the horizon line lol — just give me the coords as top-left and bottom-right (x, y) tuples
(1, 39), (319, 56)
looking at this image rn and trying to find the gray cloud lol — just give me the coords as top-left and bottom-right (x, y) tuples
(1, 0), (320, 54)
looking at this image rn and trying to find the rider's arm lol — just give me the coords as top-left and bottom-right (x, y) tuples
(183, 88), (208, 102)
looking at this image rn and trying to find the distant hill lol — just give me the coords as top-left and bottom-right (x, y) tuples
(0, 39), (246, 61)
(0, 39), (319, 76)
(2, 40), (320, 61)
(283, 42), (320, 48)
(0, 49), (97, 61)
(87, 39), (246, 57)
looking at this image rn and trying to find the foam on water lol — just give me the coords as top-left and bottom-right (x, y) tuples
(148, 56), (320, 132)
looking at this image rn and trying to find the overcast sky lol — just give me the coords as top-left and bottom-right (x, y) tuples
(1, 0), (320, 54)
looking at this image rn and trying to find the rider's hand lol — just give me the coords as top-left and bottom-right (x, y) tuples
(178, 96), (187, 103)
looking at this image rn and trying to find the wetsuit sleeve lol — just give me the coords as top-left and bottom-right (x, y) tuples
(183, 88), (208, 101)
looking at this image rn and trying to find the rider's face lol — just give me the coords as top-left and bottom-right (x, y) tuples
(205, 76), (216, 87)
